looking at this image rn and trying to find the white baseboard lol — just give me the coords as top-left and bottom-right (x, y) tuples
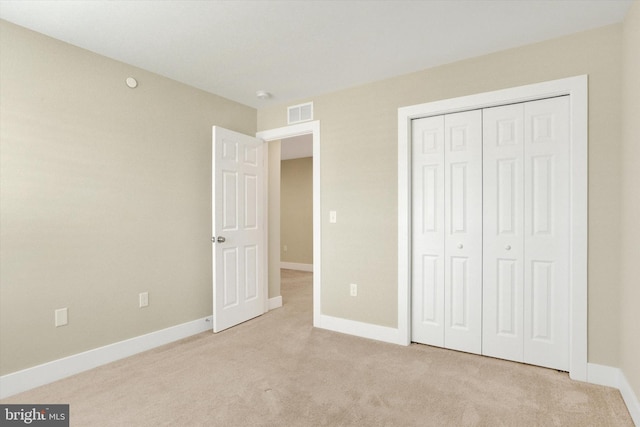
(587, 363), (620, 388)
(316, 314), (407, 346)
(587, 363), (640, 425)
(0, 316), (213, 399)
(268, 296), (283, 310)
(280, 262), (313, 272)
(619, 371), (640, 426)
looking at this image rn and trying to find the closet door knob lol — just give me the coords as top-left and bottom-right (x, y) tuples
(505, 245), (511, 250)
(457, 243), (463, 249)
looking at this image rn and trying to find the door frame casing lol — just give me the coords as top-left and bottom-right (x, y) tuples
(257, 121), (321, 327)
(397, 75), (588, 381)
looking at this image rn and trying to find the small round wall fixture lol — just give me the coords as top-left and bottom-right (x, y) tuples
(126, 77), (138, 88)
(256, 90), (271, 100)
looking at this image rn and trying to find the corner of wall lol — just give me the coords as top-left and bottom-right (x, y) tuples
(588, 363), (640, 425)
(619, 0), (640, 414)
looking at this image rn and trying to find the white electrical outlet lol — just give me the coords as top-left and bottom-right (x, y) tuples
(284, 245), (288, 252)
(139, 292), (149, 308)
(329, 210), (337, 223)
(55, 308), (68, 327)
(350, 283), (358, 297)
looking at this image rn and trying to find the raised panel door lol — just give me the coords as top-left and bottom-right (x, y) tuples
(482, 103), (525, 362)
(444, 110), (483, 354)
(213, 127), (266, 333)
(523, 96), (570, 370)
(411, 116), (446, 346)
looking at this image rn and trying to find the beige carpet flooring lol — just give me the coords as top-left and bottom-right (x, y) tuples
(2, 269), (633, 426)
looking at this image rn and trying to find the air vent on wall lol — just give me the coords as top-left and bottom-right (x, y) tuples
(287, 102), (313, 124)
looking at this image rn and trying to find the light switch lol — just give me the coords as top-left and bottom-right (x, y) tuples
(139, 292), (149, 308)
(55, 308), (68, 327)
(329, 210), (337, 223)
(350, 283), (358, 297)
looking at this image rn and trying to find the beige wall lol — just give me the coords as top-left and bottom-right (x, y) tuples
(280, 157), (313, 265)
(0, 21), (256, 375)
(268, 141), (282, 299)
(620, 1), (640, 400)
(258, 24), (623, 366)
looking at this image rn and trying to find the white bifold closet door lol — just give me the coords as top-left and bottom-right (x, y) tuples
(411, 110), (482, 354)
(412, 96), (570, 371)
(482, 96), (570, 371)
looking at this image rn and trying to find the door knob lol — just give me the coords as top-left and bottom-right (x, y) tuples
(505, 245), (511, 250)
(457, 243), (463, 249)
(213, 236), (226, 243)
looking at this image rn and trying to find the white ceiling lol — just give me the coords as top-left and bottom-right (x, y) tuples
(0, 0), (633, 109)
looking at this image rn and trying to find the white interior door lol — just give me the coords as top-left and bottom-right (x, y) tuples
(483, 103), (526, 362)
(402, 76), (587, 379)
(523, 96), (570, 370)
(412, 97), (569, 369)
(412, 110), (482, 353)
(411, 115), (446, 347)
(443, 110), (483, 354)
(482, 97), (570, 370)
(212, 126), (266, 333)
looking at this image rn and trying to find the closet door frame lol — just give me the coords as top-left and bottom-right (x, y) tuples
(397, 75), (588, 381)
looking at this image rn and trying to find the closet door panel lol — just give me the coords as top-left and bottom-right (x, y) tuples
(412, 116), (446, 346)
(482, 104), (525, 362)
(411, 96), (571, 372)
(524, 96), (570, 371)
(444, 110), (482, 354)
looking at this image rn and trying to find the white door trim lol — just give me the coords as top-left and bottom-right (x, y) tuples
(398, 75), (588, 381)
(257, 121), (321, 327)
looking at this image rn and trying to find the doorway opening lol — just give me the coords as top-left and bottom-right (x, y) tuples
(280, 135), (313, 321)
(280, 134), (313, 273)
(257, 121), (321, 327)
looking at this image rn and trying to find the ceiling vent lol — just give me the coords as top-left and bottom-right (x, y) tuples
(287, 102), (313, 124)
